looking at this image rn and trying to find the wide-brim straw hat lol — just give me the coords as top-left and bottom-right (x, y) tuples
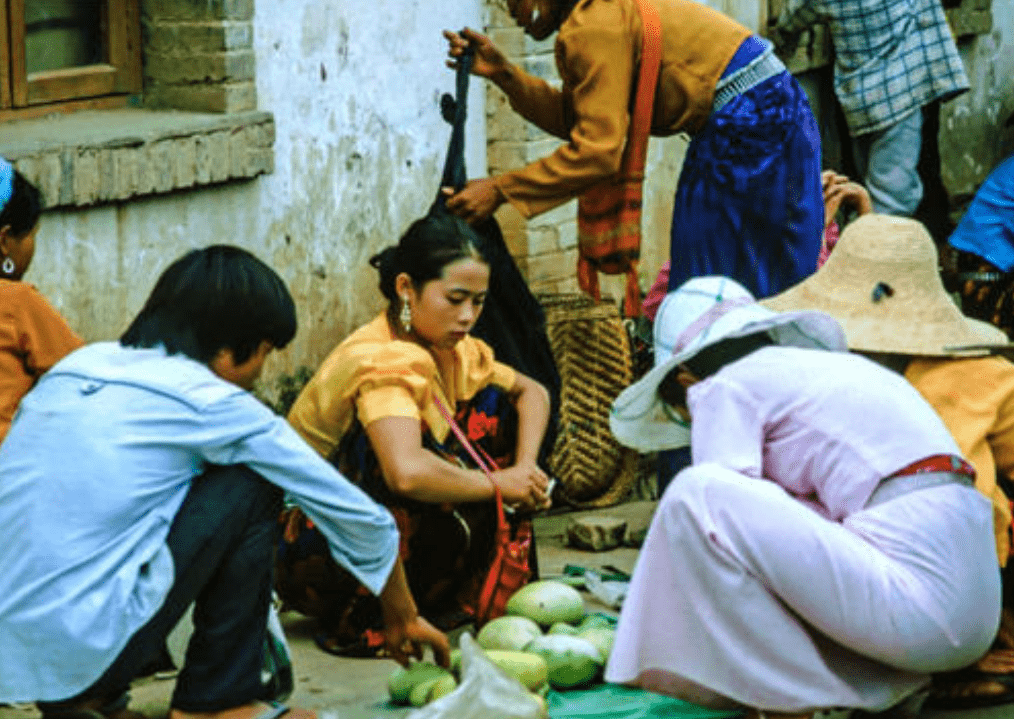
(763, 214), (1009, 356)
(610, 276), (847, 452)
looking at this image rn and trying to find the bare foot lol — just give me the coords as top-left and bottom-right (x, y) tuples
(170, 703), (317, 719)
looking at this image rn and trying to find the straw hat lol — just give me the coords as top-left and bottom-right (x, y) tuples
(763, 214), (1009, 356)
(610, 276), (847, 452)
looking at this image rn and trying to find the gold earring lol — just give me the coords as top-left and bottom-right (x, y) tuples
(400, 297), (412, 334)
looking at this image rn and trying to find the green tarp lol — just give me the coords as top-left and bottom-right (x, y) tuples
(546, 683), (744, 719)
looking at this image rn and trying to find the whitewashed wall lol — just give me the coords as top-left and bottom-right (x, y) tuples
(942, 14), (1014, 207)
(29, 0), (486, 387)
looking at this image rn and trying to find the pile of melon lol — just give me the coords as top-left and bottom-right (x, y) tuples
(388, 580), (617, 708)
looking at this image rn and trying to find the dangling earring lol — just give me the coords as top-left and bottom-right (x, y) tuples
(1, 257), (14, 276)
(400, 297), (412, 334)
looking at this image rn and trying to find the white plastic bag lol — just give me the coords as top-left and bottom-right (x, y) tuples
(584, 570), (628, 609)
(406, 633), (547, 719)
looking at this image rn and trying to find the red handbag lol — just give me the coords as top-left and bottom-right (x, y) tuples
(433, 396), (533, 627)
(576, 0), (662, 318)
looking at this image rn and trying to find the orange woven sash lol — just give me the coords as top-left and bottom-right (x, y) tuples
(576, 0), (661, 318)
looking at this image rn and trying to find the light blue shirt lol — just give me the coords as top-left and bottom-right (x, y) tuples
(0, 343), (399, 702)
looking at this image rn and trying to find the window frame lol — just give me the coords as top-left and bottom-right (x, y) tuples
(2, 0), (141, 119)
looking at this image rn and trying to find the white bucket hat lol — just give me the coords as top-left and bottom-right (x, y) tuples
(610, 276), (847, 452)
(763, 214), (1009, 356)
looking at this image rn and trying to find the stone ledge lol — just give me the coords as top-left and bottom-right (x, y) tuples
(0, 109), (274, 209)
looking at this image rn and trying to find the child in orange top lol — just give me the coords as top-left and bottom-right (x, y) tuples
(0, 159), (82, 444)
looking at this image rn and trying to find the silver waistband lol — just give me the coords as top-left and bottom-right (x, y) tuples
(712, 45), (786, 114)
(865, 470), (974, 509)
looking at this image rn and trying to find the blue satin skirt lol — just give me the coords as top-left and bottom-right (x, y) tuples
(668, 46), (823, 299)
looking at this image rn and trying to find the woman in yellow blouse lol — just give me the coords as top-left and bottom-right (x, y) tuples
(281, 212), (552, 656)
(0, 159), (83, 445)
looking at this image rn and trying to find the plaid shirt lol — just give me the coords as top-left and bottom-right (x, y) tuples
(771, 0), (968, 136)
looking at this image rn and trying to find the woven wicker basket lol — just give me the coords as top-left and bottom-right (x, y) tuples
(538, 293), (648, 508)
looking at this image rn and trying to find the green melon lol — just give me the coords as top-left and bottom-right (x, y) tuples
(506, 580), (585, 627)
(477, 615), (543, 651)
(524, 634), (603, 689)
(577, 626), (616, 663)
(428, 674), (458, 701)
(483, 649), (550, 691)
(409, 676), (445, 707)
(549, 621), (580, 636)
(387, 661), (452, 705)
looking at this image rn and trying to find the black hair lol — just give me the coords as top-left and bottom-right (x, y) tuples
(0, 170), (43, 238)
(658, 331), (774, 408)
(369, 212), (487, 302)
(120, 245), (297, 365)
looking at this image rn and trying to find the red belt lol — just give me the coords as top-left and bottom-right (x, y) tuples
(890, 454), (976, 480)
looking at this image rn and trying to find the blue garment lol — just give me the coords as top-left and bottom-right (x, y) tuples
(949, 155), (1014, 273)
(668, 38), (823, 299)
(0, 342), (399, 703)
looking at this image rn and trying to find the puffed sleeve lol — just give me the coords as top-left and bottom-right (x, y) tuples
(355, 342), (437, 427)
(455, 336), (518, 402)
(289, 338), (436, 458)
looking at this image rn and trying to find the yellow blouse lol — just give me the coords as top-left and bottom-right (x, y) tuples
(288, 313), (517, 459)
(906, 355), (1014, 566)
(494, 0), (750, 218)
(0, 280), (83, 444)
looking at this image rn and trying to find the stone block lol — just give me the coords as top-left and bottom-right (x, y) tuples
(488, 26), (556, 59)
(557, 218), (578, 250)
(97, 148), (116, 201)
(72, 149), (101, 205)
(531, 198), (577, 227)
(207, 131), (231, 183)
(148, 140), (175, 194)
(487, 137), (560, 174)
(195, 134), (213, 184)
(145, 81), (257, 113)
(946, 7), (992, 37)
(173, 136), (198, 187)
(147, 21), (252, 53)
(524, 247), (578, 285)
(146, 50), (255, 84)
(567, 516), (628, 552)
(113, 147), (140, 199)
(527, 224), (560, 256)
(518, 54), (560, 83)
(144, 0), (253, 22)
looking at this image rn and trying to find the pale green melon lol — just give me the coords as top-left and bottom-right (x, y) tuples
(484, 649), (550, 691)
(524, 634), (603, 689)
(577, 626), (616, 663)
(387, 662), (451, 705)
(506, 580), (585, 627)
(428, 674), (458, 701)
(477, 615), (543, 651)
(409, 676), (445, 707)
(548, 621), (579, 636)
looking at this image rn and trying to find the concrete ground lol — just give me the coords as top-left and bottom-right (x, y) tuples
(1, 501), (1011, 719)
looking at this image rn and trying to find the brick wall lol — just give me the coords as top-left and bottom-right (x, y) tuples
(142, 0), (257, 113)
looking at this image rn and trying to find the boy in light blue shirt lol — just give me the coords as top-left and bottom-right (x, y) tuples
(0, 246), (449, 719)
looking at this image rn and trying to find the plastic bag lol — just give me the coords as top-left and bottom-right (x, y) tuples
(406, 633), (546, 719)
(584, 570), (628, 609)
